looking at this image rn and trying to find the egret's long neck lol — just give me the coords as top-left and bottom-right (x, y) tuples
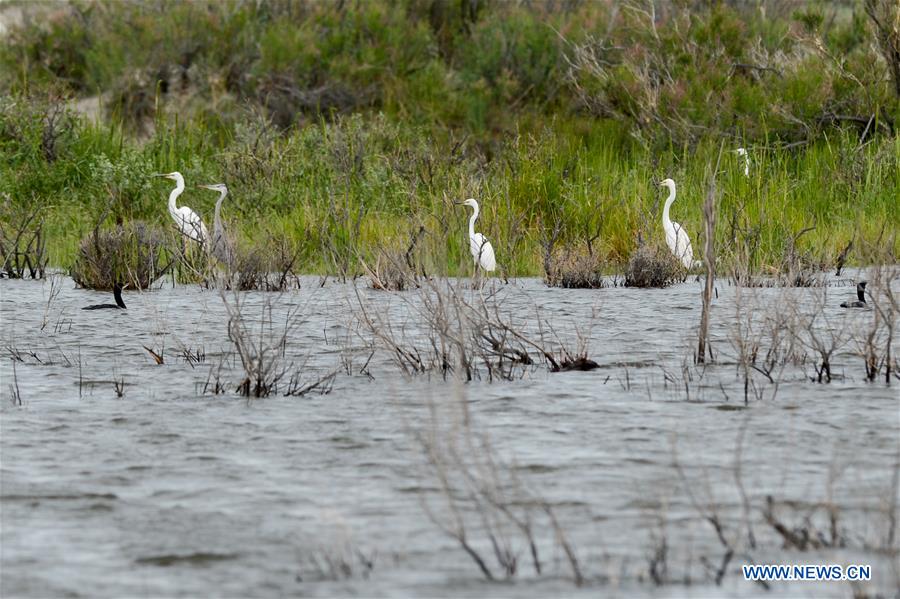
(468, 205), (479, 239)
(167, 179), (185, 215)
(662, 184), (676, 224)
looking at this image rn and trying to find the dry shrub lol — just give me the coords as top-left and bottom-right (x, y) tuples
(106, 68), (164, 134)
(364, 250), (418, 292)
(257, 74), (376, 129)
(363, 229), (425, 291)
(220, 290), (293, 398)
(544, 245), (606, 289)
(774, 225), (827, 287)
(71, 222), (171, 290)
(354, 278), (598, 381)
(0, 201), (47, 279)
(728, 224), (827, 288)
(217, 290), (335, 399)
(225, 234), (301, 292)
(625, 243), (684, 288)
(418, 385), (584, 584)
(866, 0), (900, 98)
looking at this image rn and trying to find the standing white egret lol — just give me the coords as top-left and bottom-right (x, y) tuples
(157, 172), (208, 245)
(660, 178), (699, 269)
(198, 183), (235, 266)
(735, 147), (750, 177)
(455, 198), (496, 272)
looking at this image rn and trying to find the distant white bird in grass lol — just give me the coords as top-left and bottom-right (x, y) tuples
(736, 147), (750, 177)
(198, 183), (235, 266)
(157, 171), (208, 245)
(660, 178), (700, 269)
(455, 198), (496, 273)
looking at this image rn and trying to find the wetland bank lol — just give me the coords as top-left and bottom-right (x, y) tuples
(1, 0), (900, 597)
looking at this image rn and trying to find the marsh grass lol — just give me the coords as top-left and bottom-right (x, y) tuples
(2, 109), (897, 277)
(299, 542), (376, 583)
(0, 2), (897, 276)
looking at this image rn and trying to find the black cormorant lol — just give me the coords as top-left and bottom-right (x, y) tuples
(840, 281), (867, 308)
(82, 283), (127, 310)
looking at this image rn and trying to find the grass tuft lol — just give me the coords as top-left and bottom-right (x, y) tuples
(625, 244), (685, 289)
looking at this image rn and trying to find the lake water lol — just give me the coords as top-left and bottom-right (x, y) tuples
(1, 275), (898, 598)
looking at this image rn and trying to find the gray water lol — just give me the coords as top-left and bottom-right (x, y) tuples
(1, 275), (898, 598)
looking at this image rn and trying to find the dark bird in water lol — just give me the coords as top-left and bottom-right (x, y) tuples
(82, 283), (127, 310)
(840, 281), (867, 308)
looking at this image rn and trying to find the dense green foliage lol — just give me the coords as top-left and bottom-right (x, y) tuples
(0, 0), (897, 276)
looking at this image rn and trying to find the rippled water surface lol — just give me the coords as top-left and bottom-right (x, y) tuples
(1, 276), (898, 598)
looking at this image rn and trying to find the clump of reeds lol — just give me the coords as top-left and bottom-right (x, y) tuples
(418, 385), (584, 584)
(220, 291), (292, 398)
(364, 249), (418, 291)
(726, 217), (828, 288)
(354, 277), (599, 381)
(0, 200), (48, 279)
(544, 245), (607, 289)
(363, 228), (425, 291)
(71, 221), (172, 290)
(625, 243), (684, 288)
(218, 290), (334, 399)
(774, 225), (827, 287)
(235, 239), (301, 292)
(204, 233), (301, 292)
(299, 543), (376, 583)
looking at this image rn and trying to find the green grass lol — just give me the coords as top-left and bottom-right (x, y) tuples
(2, 104), (896, 276)
(0, 0), (898, 277)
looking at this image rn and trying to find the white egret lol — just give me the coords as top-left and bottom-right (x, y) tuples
(198, 183), (235, 266)
(735, 147), (750, 177)
(455, 198), (496, 272)
(82, 283), (127, 310)
(660, 178), (699, 269)
(157, 172), (208, 245)
(840, 281), (867, 308)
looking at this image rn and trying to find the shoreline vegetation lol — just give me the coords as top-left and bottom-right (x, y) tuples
(0, 0), (898, 282)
